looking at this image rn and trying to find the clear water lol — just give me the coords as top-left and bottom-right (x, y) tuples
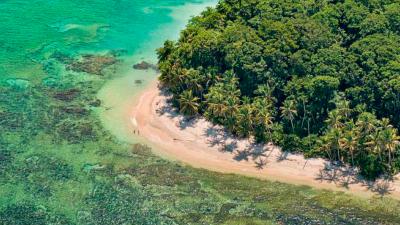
(0, 0), (215, 81)
(0, 0), (217, 158)
(0, 0), (222, 222)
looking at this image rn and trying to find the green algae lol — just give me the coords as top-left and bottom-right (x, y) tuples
(1, 0), (400, 224)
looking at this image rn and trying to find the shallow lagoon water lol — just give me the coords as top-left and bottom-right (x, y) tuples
(0, 0), (216, 80)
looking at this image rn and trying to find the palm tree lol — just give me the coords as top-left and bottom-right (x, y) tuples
(187, 69), (204, 97)
(338, 99), (352, 118)
(299, 96), (308, 129)
(325, 110), (343, 129)
(321, 127), (342, 162)
(223, 96), (240, 131)
(332, 94), (352, 118)
(254, 84), (276, 103)
(320, 139), (333, 161)
(252, 98), (273, 126)
(366, 130), (383, 161)
(236, 103), (254, 137)
(340, 131), (358, 165)
(206, 89), (227, 118)
(356, 113), (376, 136)
(178, 90), (199, 116)
(159, 62), (187, 91)
(379, 125), (400, 170)
(257, 106), (273, 136)
(157, 40), (174, 61)
(176, 68), (190, 90)
(331, 128), (342, 162)
(280, 100), (297, 132)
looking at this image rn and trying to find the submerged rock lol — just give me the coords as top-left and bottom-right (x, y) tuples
(66, 54), (118, 75)
(51, 51), (73, 64)
(89, 99), (101, 107)
(53, 89), (80, 101)
(133, 61), (158, 71)
(51, 51), (118, 75)
(59, 105), (89, 116)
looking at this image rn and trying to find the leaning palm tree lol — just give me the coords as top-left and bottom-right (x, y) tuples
(280, 100), (297, 132)
(318, 138), (333, 161)
(178, 90), (200, 116)
(330, 128), (342, 162)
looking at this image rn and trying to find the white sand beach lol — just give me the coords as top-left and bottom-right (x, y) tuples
(99, 75), (400, 200)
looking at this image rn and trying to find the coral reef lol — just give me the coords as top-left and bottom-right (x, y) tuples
(67, 54), (118, 75)
(133, 61), (158, 71)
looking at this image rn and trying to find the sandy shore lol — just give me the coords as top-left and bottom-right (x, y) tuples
(98, 74), (400, 199)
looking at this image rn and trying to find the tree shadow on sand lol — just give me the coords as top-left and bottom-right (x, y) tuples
(157, 94), (398, 197)
(204, 125), (229, 148)
(155, 93), (198, 130)
(315, 162), (396, 196)
(203, 124), (272, 165)
(177, 117), (198, 130)
(155, 90), (178, 118)
(255, 158), (268, 170)
(364, 179), (396, 197)
(276, 151), (289, 162)
(315, 163), (358, 187)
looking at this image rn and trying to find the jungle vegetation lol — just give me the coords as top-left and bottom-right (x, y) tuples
(158, 0), (400, 179)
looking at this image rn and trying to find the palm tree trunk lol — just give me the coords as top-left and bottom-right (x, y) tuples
(351, 151), (354, 166)
(290, 119), (294, 132)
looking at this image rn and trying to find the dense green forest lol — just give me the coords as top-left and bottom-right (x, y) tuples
(158, 0), (400, 179)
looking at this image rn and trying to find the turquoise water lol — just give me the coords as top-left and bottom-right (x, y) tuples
(0, 0), (215, 81)
(0, 0), (227, 223)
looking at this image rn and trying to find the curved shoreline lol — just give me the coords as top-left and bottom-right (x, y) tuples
(99, 75), (400, 200)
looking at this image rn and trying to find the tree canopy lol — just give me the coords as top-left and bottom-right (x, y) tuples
(158, 0), (400, 179)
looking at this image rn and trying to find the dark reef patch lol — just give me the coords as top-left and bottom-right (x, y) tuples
(133, 61), (158, 71)
(51, 52), (118, 75)
(67, 54), (118, 75)
(53, 88), (81, 101)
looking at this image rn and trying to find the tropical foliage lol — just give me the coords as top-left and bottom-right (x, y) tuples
(158, 0), (400, 179)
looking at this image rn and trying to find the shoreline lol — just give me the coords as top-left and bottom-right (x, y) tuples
(126, 81), (400, 199)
